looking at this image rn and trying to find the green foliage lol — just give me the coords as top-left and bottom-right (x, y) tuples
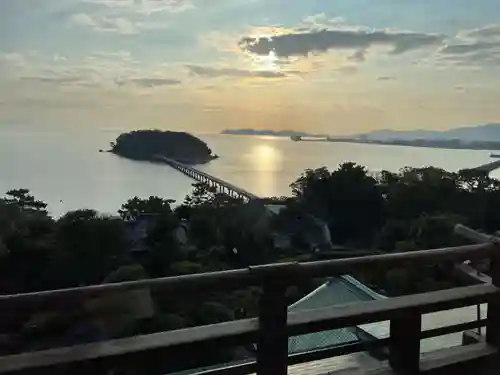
(45, 210), (130, 288)
(289, 164), (500, 248)
(194, 302), (234, 325)
(3, 189), (47, 214)
(291, 163), (385, 245)
(104, 264), (149, 283)
(111, 130), (215, 164)
(118, 196), (175, 220)
(170, 261), (204, 275)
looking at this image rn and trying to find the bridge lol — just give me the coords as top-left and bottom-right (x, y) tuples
(0, 225), (499, 375)
(154, 156), (259, 201)
(473, 159), (500, 174)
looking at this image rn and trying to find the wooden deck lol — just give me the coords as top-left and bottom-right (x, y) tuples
(283, 343), (498, 375)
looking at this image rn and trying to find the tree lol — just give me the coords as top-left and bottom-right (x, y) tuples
(118, 196), (175, 220)
(380, 167), (461, 221)
(194, 302), (234, 325)
(3, 189), (48, 214)
(0, 213), (55, 293)
(409, 213), (466, 250)
(458, 168), (492, 192)
(45, 210), (130, 288)
(183, 182), (217, 207)
(290, 163), (385, 245)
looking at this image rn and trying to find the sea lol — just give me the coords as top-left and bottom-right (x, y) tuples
(1, 126), (500, 218)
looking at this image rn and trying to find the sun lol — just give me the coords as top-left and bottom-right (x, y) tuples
(253, 50), (280, 72)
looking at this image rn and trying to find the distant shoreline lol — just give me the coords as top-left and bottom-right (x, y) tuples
(220, 129), (325, 138)
(221, 131), (500, 152)
(221, 124), (500, 152)
(296, 138), (500, 152)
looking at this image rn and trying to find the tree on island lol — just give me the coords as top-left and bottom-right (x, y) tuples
(110, 130), (217, 165)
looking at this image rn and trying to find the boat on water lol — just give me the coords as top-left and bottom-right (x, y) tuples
(291, 135), (302, 141)
(491, 153), (500, 158)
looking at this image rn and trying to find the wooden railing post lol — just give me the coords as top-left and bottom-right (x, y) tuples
(487, 250), (500, 348)
(389, 310), (421, 375)
(256, 281), (288, 375)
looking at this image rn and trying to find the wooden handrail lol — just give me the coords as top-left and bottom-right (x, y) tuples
(286, 284), (499, 337)
(0, 242), (496, 308)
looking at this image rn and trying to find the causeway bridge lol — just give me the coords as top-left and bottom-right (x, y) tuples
(154, 156), (259, 201)
(473, 159), (500, 174)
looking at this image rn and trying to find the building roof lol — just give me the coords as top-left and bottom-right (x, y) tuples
(169, 274), (485, 375)
(125, 214), (157, 252)
(265, 204), (287, 216)
(288, 276), (383, 354)
(168, 275), (385, 375)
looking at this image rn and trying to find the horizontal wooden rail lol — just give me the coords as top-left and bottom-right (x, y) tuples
(420, 319), (488, 340)
(286, 284), (498, 337)
(0, 242), (497, 308)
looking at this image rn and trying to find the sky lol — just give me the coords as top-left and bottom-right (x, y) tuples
(1, 0), (500, 135)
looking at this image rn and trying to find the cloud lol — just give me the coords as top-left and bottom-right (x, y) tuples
(117, 77), (182, 87)
(239, 28), (444, 60)
(20, 76), (86, 84)
(186, 65), (288, 78)
(441, 41), (500, 55)
(83, 0), (194, 14)
(2, 50), (184, 90)
(337, 65), (357, 74)
(18, 74), (102, 88)
(69, 12), (135, 34)
(377, 76), (396, 81)
(459, 24), (500, 41)
(438, 25), (500, 67)
(0, 52), (26, 68)
(300, 14), (345, 29)
(348, 49), (366, 62)
(68, 11), (169, 34)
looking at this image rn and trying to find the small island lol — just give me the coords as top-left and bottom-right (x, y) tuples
(110, 130), (218, 165)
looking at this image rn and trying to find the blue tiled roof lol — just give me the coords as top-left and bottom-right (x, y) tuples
(167, 276), (384, 374)
(288, 276), (382, 354)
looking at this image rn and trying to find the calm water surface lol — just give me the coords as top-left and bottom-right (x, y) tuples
(1, 127), (498, 217)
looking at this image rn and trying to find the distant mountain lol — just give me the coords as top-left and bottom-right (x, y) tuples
(356, 123), (500, 142)
(221, 129), (325, 138)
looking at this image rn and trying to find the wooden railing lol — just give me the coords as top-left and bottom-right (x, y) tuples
(1, 229), (500, 375)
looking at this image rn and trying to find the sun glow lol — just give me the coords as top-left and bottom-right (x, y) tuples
(252, 144), (281, 170)
(253, 50), (280, 72)
(248, 143), (282, 196)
